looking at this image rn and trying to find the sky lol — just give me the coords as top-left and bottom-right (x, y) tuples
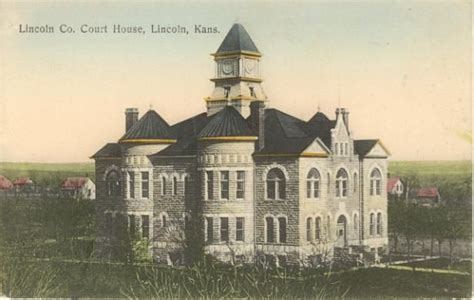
(0, 0), (471, 162)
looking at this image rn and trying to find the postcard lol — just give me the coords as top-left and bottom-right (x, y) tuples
(0, 1), (471, 298)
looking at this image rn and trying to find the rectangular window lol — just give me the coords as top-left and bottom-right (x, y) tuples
(141, 172), (149, 198)
(105, 213), (112, 234)
(278, 217), (287, 243)
(236, 217), (245, 241)
(306, 218), (312, 241)
(266, 217), (274, 243)
(172, 177), (178, 195)
(267, 181), (276, 199)
(236, 171), (245, 199)
(184, 176), (190, 196)
(335, 143), (339, 155)
(315, 218), (321, 240)
(128, 172), (135, 198)
(342, 180), (347, 197)
(220, 217), (229, 242)
(206, 217), (213, 243)
(369, 214), (375, 236)
(129, 215), (136, 237)
(313, 181), (320, 198)
(220, 171), (229, 200)
(206, 171), (213, 200)
(161, 176), (166, 195)
(345, 143), (348, 156)
(249, 86), (256, 97)
(224, 86), (231, 98)
(142, 215), (149, 239)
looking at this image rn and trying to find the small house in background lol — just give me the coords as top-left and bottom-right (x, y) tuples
(0, 175), (13, 190)
(13, 177), (35, 193)
(412, 187), (441, 207)
(60, 177), (96, 200)
(387, 176), (404, 198)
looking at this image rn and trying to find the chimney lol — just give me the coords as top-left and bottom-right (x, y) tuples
(250, 101), (265, 151)
(341, 108), (349, 130)
(335, 108), (340, 120)
(125, 108), (139, 132)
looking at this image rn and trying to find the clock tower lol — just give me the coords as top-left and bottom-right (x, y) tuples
(206, 23), (267, 117)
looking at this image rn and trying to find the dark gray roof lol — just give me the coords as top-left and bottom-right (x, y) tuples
(216, 23), (260, 54)
(119, 110), (174, 141)
(303, 112), (336, 148)
(256, 109), (315, 154)
(198, 106), (254, 138)
(91, 143), (121, 159)
(154, 113), (209, 156)
(354, 139), (378, 157)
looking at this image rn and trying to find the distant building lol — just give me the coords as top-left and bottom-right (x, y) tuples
(411, 187), (441, 207)
(60, 177), (96, 200)
(0, 175), (13, 190)
(13, 177), (35, 193)
(387, 177), (404, 198)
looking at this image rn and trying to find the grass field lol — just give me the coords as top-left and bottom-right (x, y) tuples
(0, 160), (470, 178)
(389, 160), (471, 177)
(0, 162), (94, 187)
(0, 160), (470, 188)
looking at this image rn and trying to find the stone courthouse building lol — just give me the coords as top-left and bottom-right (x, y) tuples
(92, 24), (390, 265)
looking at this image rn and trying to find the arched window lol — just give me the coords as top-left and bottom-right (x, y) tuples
(266, 168), (286, 200)
(306, 217), (313, 241)
(161, 176), (166, 195)
(326, 216), (331, 239)
(353, 173), (358, 193)
(172, 176), (178, 195)
(315, 217), (321, 240)
(370, 169), (382, 196)
(306, 168), (320, 198)
(353, 214), (358, 231)
(336, 169), (348, 198)
(327, 173), (330, 194)
(278, 217), (287, 243)
(106, 170), (121, 197)
(265, 217), (274, 243)
(376, 213), (382, 235)
(369, 213), (375, 235)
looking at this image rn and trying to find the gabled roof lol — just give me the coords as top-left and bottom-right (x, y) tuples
(416, 187), (439, 198)
(61, 177), (92, 189)
(13, 177), (33, 185)
(353, 139), (379, 157)
(304, 112), (336, 148)
(91, 143), (122, 159)
(0, 175), (13, 190)
(387, 177), (401, 191)
(198, 106), (255, 140)
(119, 110), (175, 143)
(215, 23), (260, 55)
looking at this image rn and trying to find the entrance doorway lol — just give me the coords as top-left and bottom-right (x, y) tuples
(336, 215), (347, 247)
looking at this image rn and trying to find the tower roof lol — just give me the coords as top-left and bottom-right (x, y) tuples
(215, 23), (260, 56)
(198, 106), (256, 140)
(119, 110), (175, 143)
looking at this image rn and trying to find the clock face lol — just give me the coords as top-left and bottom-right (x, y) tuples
(222, 60), (234, 75)
(245, 60), (257, 74)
